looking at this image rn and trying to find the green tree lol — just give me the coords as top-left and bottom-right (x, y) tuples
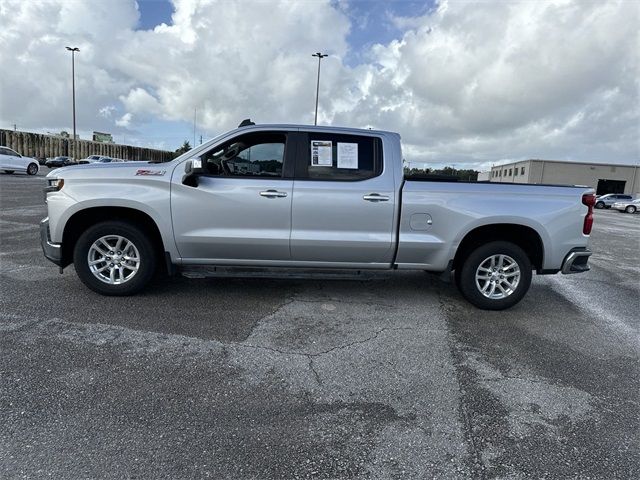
(404, 164), (479, 182)
(175, 140), (192, 156)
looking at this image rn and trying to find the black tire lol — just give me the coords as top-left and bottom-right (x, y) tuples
(4, 170), (14, 174)
(73, 221), (156, 296)
(27, 163), (38, 175)
(456, 241), (532, 310)
(625, 206), (636, 214)
(595, 201), (604, 209)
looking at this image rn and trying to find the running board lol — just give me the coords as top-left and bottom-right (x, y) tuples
(180, 266), (384, 280)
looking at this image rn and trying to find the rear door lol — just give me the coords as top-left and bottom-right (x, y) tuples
(290, 131), (396, 266)
(171, 130), (296, 263)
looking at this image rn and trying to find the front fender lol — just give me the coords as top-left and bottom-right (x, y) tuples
(55, 198), (178, 260)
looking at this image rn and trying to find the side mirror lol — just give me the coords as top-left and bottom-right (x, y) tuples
(182, 157), (205, 186)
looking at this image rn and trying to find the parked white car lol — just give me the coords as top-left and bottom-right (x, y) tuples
(0, 146), (39, 175)
(611, 198), (640, 213)
(94, 157), (124, 163)
(78, 155), (111, 165)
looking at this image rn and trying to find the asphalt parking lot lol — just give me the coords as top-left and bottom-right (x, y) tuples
(1, 170), (638, 479)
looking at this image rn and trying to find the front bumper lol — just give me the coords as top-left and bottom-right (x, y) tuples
(561, 248), (591, 274)
(40, 217), (62, 266)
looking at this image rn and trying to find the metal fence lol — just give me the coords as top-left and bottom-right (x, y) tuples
(0, 129), (175, 162)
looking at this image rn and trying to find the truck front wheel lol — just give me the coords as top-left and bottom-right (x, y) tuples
(457, 241), (532, 310)
(73, 221), (156, 296)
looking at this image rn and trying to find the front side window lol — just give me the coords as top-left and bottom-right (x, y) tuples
(297, 133), (381, 181)
(201, 132), (285, 178)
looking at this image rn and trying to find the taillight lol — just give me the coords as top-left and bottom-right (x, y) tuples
(582, 193), (595, 235)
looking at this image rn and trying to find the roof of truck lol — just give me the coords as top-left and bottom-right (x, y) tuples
(236, 123), (399, 137)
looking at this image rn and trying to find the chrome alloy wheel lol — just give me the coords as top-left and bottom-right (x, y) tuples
(475, 254), (521, 300)
(87, 235), (141, 285)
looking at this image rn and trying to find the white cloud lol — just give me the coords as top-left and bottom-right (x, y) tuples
(116, 112), (132, 127)
(98, 105), (116, 118)
(0, 0), (637, 167)
(340, 0), (639, 165)
(119, 87), (161, 116)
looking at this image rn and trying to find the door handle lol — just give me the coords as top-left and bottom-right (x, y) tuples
(259, 190), (288, 198)
(363, 193), (390, 202)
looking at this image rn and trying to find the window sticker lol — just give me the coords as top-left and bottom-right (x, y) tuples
(311, 140), (332, 166)
(337, 143), (358, 169)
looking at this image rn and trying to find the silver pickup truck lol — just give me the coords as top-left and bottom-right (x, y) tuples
(41, 122), (595, 310)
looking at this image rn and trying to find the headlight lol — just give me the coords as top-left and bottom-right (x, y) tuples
(45, 178), (64, 192)
(44, 179), (64, 204)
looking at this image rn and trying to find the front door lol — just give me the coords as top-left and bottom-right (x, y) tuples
(171, 131), (295, 263)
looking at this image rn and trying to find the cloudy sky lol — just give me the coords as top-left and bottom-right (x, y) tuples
(0, 0), (638, 169)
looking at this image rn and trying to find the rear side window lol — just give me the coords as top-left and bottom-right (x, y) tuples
(297, 133), (382, 181)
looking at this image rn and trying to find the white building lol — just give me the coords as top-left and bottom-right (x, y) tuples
(477, 171), (491, 181)
(488, 159), (639, 195)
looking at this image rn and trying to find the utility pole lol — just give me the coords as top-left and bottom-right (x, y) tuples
(193, 107), (197, 147)
(66, 47), (80, 159)
(312, 52), (328, 126)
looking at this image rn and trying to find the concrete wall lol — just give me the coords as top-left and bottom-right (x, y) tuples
(0, 129), (174, 163)
(490, 160), (640, 194)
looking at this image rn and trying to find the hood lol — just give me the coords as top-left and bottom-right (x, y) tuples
(46, 161), (171, 179)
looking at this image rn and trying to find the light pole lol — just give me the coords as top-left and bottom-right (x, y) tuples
(66, 47), (79, 159)
(312, 52), (327, 126)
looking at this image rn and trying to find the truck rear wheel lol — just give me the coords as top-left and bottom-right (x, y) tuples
(457, 241), (532, 310)
(73, 221), (156, 296)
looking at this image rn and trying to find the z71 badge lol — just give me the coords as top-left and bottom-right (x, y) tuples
(135, 169), (166, 176)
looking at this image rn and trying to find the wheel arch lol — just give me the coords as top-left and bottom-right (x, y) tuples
(61, 206), (166, 269)
(452, 223), (545, 272)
